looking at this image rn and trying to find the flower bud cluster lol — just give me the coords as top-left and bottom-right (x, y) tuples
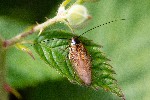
(57, 3), (91, 28)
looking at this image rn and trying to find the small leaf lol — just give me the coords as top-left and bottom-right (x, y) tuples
(33, 30), (125, 99)
(15, 43), (35, 60)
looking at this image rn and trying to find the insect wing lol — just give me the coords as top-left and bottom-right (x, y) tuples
(69, 42), (91, 85)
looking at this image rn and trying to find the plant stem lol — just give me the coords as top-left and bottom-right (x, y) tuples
(61, 0), (71, 7)
(0, 36), (8, 100)
(3, 16), (63, 48)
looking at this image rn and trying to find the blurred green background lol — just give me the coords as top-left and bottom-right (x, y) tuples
(0, 0), (150, 100)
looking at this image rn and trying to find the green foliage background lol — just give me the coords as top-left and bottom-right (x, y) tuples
(0, 0), (150, 100)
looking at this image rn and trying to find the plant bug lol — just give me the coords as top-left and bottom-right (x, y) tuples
(68, 19), (125, 85)
(69, 36), (92, 85)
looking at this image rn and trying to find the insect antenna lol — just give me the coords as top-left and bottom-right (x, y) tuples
(78, 19), (125, 38)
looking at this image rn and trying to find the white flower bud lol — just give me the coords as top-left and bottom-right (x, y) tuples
(66, 4), (91, 28)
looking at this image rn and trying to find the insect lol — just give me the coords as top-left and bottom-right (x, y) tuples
(68, 19), (125, 85)
(69, 36), (92, 85)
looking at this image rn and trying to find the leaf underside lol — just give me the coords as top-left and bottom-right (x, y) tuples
(33, 30), (124, 99)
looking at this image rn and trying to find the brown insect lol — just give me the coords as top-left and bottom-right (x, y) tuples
(69, 37), (91, 85)
(68, 19), (125, 85)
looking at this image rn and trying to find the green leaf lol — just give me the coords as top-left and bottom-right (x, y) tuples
(33, 30), (124, 99)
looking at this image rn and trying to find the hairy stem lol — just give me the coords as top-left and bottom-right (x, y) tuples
(3, 16), (63, 48)
(0, 36), (8, 100)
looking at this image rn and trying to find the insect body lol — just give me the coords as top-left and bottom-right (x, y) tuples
(69, 37), (91, 85)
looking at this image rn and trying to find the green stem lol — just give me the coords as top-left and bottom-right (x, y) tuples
(0, 36), (8, 100)
(61, 0), (71, 7)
